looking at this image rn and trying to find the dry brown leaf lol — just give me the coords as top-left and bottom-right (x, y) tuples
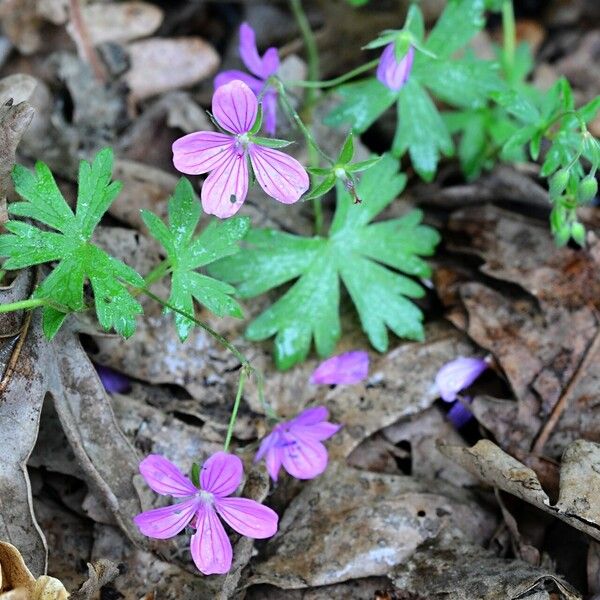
(0, 541), (68, 600)
(67, 2), (163, 46)
(0, 271), (145, 575)
(440, 438), (600, 541)
(124, 37), (219, 101)
(390, 538), (581, 600)
(249, 461), (497, 589)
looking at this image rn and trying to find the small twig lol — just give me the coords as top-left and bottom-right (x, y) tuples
(68, 0), (107, 82)
(531, 321), (600, 455)
(0, 309), (32, 394)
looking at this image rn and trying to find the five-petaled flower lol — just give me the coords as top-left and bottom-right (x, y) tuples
(173, 79), (309, 219)
(310, 350), (369, 385)
(255, 406), (341, 481)
(215, 23), (280, 135)
(134, 452), (278, 575)
(377, 44), (415, 92)
(435, 356), (489, 428)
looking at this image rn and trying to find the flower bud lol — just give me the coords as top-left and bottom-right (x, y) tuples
(549, 169), (569, 199)
(577, 175), (598, 204)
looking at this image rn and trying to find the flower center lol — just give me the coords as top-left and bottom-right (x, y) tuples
(235, 133), (250, 155)
(197, 490), (214, 505)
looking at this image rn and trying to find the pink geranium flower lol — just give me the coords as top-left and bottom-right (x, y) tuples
(310, 350), (369, 385)
(173, 79), (309, 218)
(134, 452), (278, 575)
(377, 44), (415, 92)
(255, 406), (341, 481)
(215, 23), (280, 135)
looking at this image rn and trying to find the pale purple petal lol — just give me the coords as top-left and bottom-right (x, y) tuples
(200, 148), (249, 218)
(435, 357), (488, 403)
(281, 434), (328, 480)
(215, 70), (264, 94)
(94, 364), (130, 394)
(255, 431), (278, 462)
(200, 452), (243, 498)
(190, 505), (232, 575)
(139, 455), (197, 498)
(239, 22), (264, 77)
(377, 44), (415, 92)
(212, 80), (257, 135)
(265, 448), (283, 481)
(310, 350), (369, 385)
(133, 498), (198, 539)
(290, 406), (329, 426)
(172, 131), (234, 175)
(447, 399), (474, 428)
(249, 144), (309, 204)
(262, 91), (278, 136)
(215, 497), (278, 539)
(293, 422), (342, 442)
(260, 48), (280, 78)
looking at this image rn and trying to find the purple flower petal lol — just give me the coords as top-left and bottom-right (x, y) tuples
(262, 90), (278, 136)
(376, 44), (415, 92)
(95, 364), (130, 394)
(139, 455), (197, 498)
(290, 406), (329, 426)
(200, 452), (243, 498)
(214, 70), (264, 94)
(447, 399), (474, 429)
(435, 357), (488, 403)
(255, 431), (278, 462)
(281, 434), (329, 480)
(172, 131), (234, 175)
(260, 48), (280, 78)
(212, 80), (257, 135)
(200, 148), (249, 218)
(214, 497), (278, 539)
(294, 422), (342, 442)
(190, 505), (232, 575)
(265, 447), (283, 481)
(248, 144), (309, 204)
(133, 498), (199, 539)
(310, 351), (369, 385)
(239, 22), (265, 78)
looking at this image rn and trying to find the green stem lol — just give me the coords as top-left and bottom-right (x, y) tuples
(0, 297), (46, 313)
(144, 259), (171, 287)
(501, 0), (516, 81)
(224, 368), (247, 451)
(289, 0), (320, 108)
(285, 59), (379, 89)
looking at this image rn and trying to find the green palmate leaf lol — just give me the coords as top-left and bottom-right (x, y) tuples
(209, 155), (440, 370)
(393, 79), (454, 181)
(141, 178), (249, 342)
(0, 148), (143, 339)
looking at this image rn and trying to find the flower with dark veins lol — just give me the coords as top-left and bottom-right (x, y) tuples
(134, 452), (278, 575)
(172, 80), (309, 218)
(255, 406), (341, 481)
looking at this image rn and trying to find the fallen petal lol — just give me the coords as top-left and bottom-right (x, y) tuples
(435, 357), (488, 403)
(310, 351), (369, 385)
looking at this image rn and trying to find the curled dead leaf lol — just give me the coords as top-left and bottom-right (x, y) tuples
(440, 439), (600, 541)
(0, 542), (68, 600)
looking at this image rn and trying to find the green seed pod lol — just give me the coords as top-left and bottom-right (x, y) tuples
(554, 225), (571, 246)
(571, 222), (586, 246)
(549, 169), (569, 199)
(577, 176), (598, 204)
